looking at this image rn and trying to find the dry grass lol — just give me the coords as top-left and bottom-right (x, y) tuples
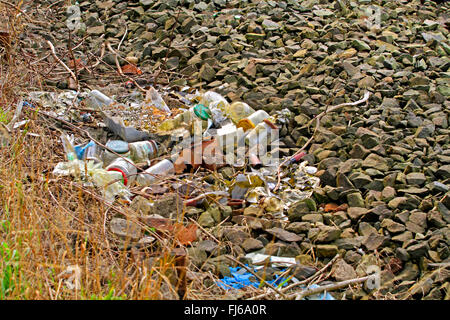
(0, 2), (234, 300)
(0, 2), (383, 301)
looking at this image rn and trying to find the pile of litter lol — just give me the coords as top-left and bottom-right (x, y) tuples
(21, 87), (320, 215)
(14, 86), (381, 299)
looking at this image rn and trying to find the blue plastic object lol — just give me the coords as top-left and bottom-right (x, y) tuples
(106, 140), (129, 154)
(74, 140), (95, 159)
(216, 266), (289, 290)
(216, 267), (335, 300)
(303, 284), (335, 300)
(22, 101), (36, 109)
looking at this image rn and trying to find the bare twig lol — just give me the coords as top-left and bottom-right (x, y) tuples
(46, 40), (80, 91)
(427, 262), (450, 268)
(106, 41), (146, 92)
(248, 254), (340, 300)
(117, 24), (128, 52)
(292, 275), (372, 300)
(67, 31), (79, 89)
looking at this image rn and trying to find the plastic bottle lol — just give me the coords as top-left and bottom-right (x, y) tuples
(135, 159), (175, 186)
(75, 140), (102, 163)
(237, 110), (270, 131)
(201, 92), (229, 126)
(245, 118), (278, 148)
(192, 104), (211, 121)
(106, 157), (137, 186)
(86, 90), (113, 109)
(225, 101), (255, 124)
(129, 140), (158, 163)
(215, 123), (246, 149)
(199, 91), (228, 108)
(91, 169), (131, 202)
(103, 140), (130, 166)
(83, 141), (102, 163)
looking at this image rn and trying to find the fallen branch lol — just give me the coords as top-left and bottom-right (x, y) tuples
(46, 40), (80, 91)
(249, 58), (291, 64)
(5, 100), (23, 132)
(292, 274), (373, 300)
(117, 24), (128, 52)
(427, 262), (450, 268)
(274, 91), (371, 191)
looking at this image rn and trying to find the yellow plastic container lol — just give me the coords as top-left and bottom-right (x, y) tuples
(237, 110), (270, 131)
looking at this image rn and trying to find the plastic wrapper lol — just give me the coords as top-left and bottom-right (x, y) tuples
(146, 87), (171, 114)
(216, 266), (289, 290)
(86, 90), (113, 109)
(273, 108), (293, 125)
(52, 159), (102, 178)
(102, 113), (151, 142)
(74, 140), (102, 164)
(60, 133), (76, 161)
(245, 253), (297, 267)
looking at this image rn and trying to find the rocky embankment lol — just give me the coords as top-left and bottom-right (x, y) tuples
(27, 0), (450, 299)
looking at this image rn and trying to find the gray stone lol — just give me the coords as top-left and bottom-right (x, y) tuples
(406, 241), (430, 259)
(331, 259), (358, 282)
(265, 227), (303, 242)
(199, 64), (216, 82)
(110, 218), (142, 240)
(262, 19), (280, 30)
(363, 232), (387, 251)
(198, 211), (216, 228)
(352, 39), (371, 51)
(347, 192), (366, 208)
(381, 218), (406, 233)
(405, 172), (427, 186)
(316, 245), (339, 258)
(225, 230), (249, 244)
(241, 238), (264, 252)
(347, 207), (369, 220)
(363, 154), (389, 172)
(312, 225), (342, 243)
